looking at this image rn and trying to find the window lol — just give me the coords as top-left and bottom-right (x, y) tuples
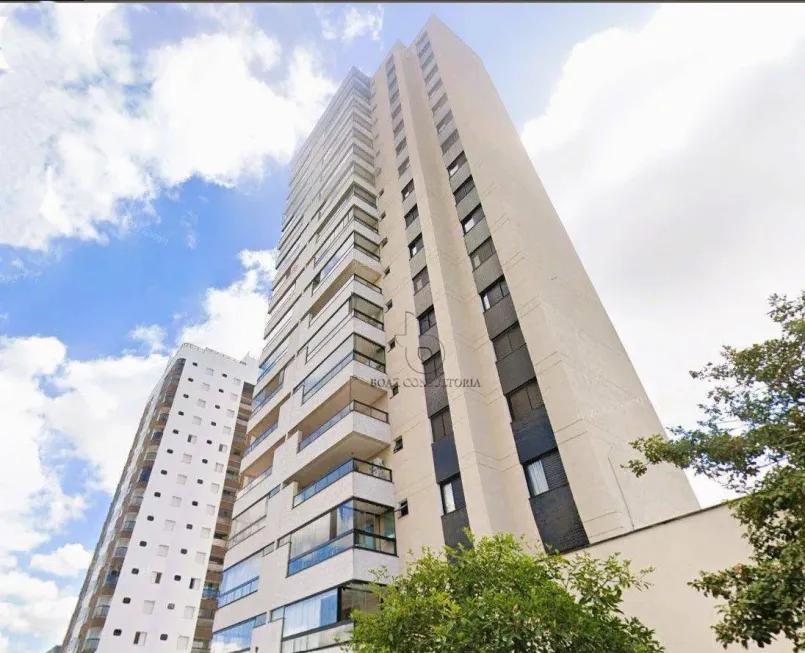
(146, 515), (154, 521)
(219, 444), (228, 453)
(441, 130), (459, 155)
(143, 600), (155, 615)
(397, 157), (409, 176)
(408, 235), (423, 258)
(157, 545), (169, 557)
(186, 523), (193, 530)
(168, 603), (175, 609)
(234, 377), (241, 386)
(387, 338), (396, 351)
(202, 383), (210, 391)
(160, 635), (168, 641)
(227, 409), (235, 417)
(462, 204), (485, 233)
(440, 479), (457, 514)
(506, 379), (544, 422)
(424, 64), (439, 85)
(211, 483), (220, 493)
(398, 499), (409, 517)
(418, 308), (436, 334)
(453, 176), (475, 204)
(430, 408), (454, 443)
(160, 470), (167, 476)
(202, 528), (212, 538)
(480, 277), (510, 311)
(206, 504), (216, 515)
(401, 180), (414, 201)
(428, 78), (443, 98)
(421, 51), (435, 71)
(393, 437), (403, 453)
(525, 458), (549, 496)
(432, 93), (447, 114)
(215, 463), (224, 472)
(205, 367), (214, 376)
(230, 392), (237, 401)
(393, 120), (404, 137)
(470, 238), (495, 270)
(177, 636), (189, 650)
(187, 434), (196, 444)
(391, 103), (402, 120)
(174, 575), (182, 581)
(192, 416), (202, 425)
(447, 151), (466, 176)
(164, 520), (175, 531)
(196, 399), (206, 408)
(493, 324), (526, 360)
(189, 578), (200, 589)
(389, 89), (399, 104)
(423, 352), (443, 384)
(132, 567), (140, 574)
(177, 474), (187, 485)
(404, 205), (419, 227)
(395, 138), (407, 156)
(123, 597), (131, 604)
(134, 632), (147, 646)
(412, 267), (430, 293)
(182, 453), (192, 464)
(436, 110), (453, 134)
(391, 383), (399, 397)
(184, 606), (195, 619)
(113, 629), (122, 636)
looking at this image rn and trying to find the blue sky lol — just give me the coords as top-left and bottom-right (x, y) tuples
(1, 3), (805, 652)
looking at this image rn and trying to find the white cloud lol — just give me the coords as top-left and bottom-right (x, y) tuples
(315, 4), (383, 43)
(180, 249), (277, 359)
(521, 3), (805, 506)
(29, 543), (91, 578)
(0, 3), (336, 252)
(0, 570), (77, 644)
(129, 324), (167, 354)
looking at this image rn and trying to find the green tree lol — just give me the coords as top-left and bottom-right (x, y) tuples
(627, 291), (805, 650)
(345, 532), (663, 653)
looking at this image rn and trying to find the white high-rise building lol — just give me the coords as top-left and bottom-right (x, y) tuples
(62, 344), (257, 653)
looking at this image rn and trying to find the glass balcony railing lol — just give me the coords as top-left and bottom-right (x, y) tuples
(121, 520), (136, 532)
(112, 547), (128, 559)
(256, 347), (287, 385)
(227, 516), (266, 550)
(252, 379), (283, 414)
(217, 577), (259, 608)
(281, 622), (353, 653)
(243, 422), (278, 458)
(202, 587), (219, 600)
(92, 605), (110, 619)
(288, 530), (396, 575)
(238, 466), (273, 501)
(293, 459), (392, 507)
(298, 401), (388, 452)
(81, 637), (100, 651)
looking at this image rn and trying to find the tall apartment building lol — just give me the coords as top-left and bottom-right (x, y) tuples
(209, 16), (702, 653)
(62, 344), (257, 653)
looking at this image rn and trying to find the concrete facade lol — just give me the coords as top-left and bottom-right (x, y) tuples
(63, 344), (257, 653)
(208, 15), (785, 653)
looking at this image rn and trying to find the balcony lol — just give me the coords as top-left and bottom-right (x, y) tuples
(293, 458), (391, 507)
(121, 520), (136, 533)
(112, 547), (127, 559)
(298, 402), (387, 452)
(308, 244), (383, 318)
(81, 638), (100, 652)
(293, 375), (388, 464)
(288, 529), (396, 575)
(237, 465), (273, 502)
(281, 622), (353, 653)
(243, 421), (278, 458)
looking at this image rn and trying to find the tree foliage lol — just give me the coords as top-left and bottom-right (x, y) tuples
(627, 292), (805, 650)
(345, 532), (663, 653)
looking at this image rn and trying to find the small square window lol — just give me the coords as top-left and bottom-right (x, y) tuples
(192, 362), (198, 367)
(211, 483), (220, 493)
(189, 578), (200, 589)
(218, 444), (227, 453)
(166, 448), (174, 454)
(134, 631), (147, 646)
(183, 393), (189, 398)
(388, 339), (396, 351)
(201, 528), (211, 539)
(160, 635), (168, 642)
(167, 603), (175, 610)
(160, 470), (167, 476)
(171, 496), (181, 507)
(178, 636), (189, 650)
(205, 367), (214, 376)
(391, 384), (399, 397)
(191, 500), (198, 506)
(385, 300), (393, 312)
(146, 515), (154, 521)
(186, 524), (193, 530)
(187, 434), (197, 443)
(227, 409), (235, 417)
(197, 399), (206, 408)
(122, 597), (131, 604)
(206, 504), (215, 515)
(152, 571), (162, 584)
(184, 606), (195, 619)
(154, 491), (161, 497)
(180, 548), (187, 554)
(174, 574), (182, 581)
(215, 463), (224, 472)
(398, 499), (409, 517)
(206, 439), (212, 445)
(143, 600), (155, 615)
(177, 474), (187, 485)
(138, 541), (147, 547)
(182, 453), (192, 464)
(157, 545), (169, 557)
(192, 416), (202, 425)
(393, 436), (403, 452)
(164, 520), (175, 531)
(195, 551), (205, 563)
(131, 568), (140, 575)
(113, 629), (122, 636)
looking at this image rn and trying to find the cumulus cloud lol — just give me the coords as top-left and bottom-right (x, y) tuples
(29, 543), (92, 578)
(521, 3), (805, 505)
(316, 4), (383, 43)
(129, 324), (167, 354)
(0, 3), (336, 252)
(0, 570), (77, 644)
(180, 249), (277, 359)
